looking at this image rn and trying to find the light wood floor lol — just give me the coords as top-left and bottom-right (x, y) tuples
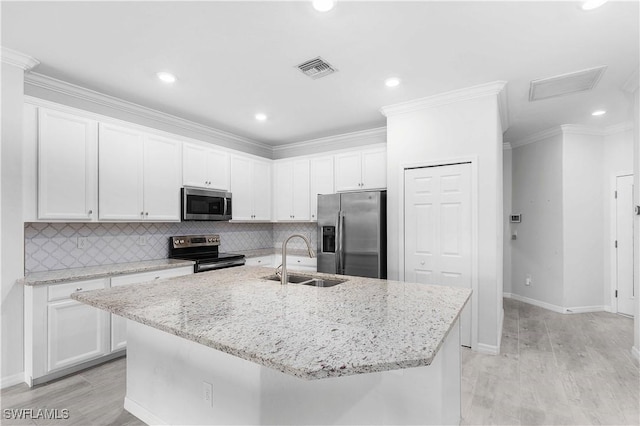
(2, 298), (638, 425)
(462, 298), (639, 425)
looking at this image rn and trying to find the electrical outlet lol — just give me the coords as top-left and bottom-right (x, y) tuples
(525, 274), (532, 286)
(137, 236), (147, 246)
(202, 381), (213, 407)
(77, 237), (87, 249)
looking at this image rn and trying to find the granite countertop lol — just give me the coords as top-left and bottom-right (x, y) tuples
(72, 266), (471, 380)
(20, 259), (195, 286)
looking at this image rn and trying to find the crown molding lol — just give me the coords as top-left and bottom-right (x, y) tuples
(510, 121), (633, 148)
(497, 84), (509, 132)
(24, 72), (272, 156)
(560, 124), (606, 137)
(1, 47), (39, 71)
(380, 80), (508, 123)
(273, 127), (386, 152)
(510, 126), (563, 148)
(622, 68), (639, 93)
(502, 142), (512, 150)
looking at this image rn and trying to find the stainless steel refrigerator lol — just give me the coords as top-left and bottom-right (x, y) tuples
(317, 191), (386, 279)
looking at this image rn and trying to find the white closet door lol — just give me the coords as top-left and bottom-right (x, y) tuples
(404, 163), (472, 346)
(616, 174), (634, 317)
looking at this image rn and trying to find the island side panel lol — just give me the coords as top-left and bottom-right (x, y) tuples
(124, 320), (461, 425)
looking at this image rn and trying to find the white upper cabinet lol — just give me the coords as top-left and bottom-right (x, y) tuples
(143, 135), (182, 221)
(183, 143), (230, 191)
(309, 156), (334, 221)
(99, 123), (181, 221)
(37, 108), (98, 220)
(230, 156), (271, 221)
(274, 159), (310, 221)
(335, 147), (386, 192)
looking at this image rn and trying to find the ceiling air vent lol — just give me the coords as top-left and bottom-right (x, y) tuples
(296, 56), (338, 80)
(529, 65), (607, 101)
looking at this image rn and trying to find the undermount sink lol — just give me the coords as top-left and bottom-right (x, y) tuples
(262, 274), (347, 287)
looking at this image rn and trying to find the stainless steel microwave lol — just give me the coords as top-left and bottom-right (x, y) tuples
(181, 187), (232, 221)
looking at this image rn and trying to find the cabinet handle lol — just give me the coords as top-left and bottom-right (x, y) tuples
(88, 209), (93, 215)
(140, 211), (144, 216)
(154, 276), (160, 280)
(75, 287), (83, 292)
(312, 214), (315, 218)
(145, 212), (149, 216)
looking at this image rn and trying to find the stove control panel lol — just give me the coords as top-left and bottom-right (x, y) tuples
(171, 235), (220, 249)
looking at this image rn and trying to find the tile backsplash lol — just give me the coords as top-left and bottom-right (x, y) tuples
(25, 222), (317, 273)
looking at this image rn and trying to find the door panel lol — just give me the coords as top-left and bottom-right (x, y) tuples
(616, 174), (634, 317)
(405, 163), (472, 346)
(144, 135), (181, 221)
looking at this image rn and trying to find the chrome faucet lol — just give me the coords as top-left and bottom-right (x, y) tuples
(281, 234), (315, 285)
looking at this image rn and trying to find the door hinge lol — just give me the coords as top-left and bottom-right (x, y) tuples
(614, 190), (617, 199)
(615, 290), (618, 298)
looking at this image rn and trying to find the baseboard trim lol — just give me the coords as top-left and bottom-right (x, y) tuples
(563, 305), (606, 314)
(475, 343), (499, 355)
(503, 293), (564, 313)
(124, 397), (168, 426)
(632, 346), (640, 362)
(603, 305), (613, 313)
(503, 293), (606, 315)
(1, 372), (25, 389)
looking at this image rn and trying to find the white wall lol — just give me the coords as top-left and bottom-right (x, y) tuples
(562, 132), (604, 309)
(1, 62), (26, 385)
(503, 147), (512, 295)
(510, 135), (564, 308)
(602, 129), (634, 309)
(386, 94), (503, 351)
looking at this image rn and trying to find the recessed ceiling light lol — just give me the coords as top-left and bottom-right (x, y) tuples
(385, 77), (401, 88)
(156, 72), (176, 84)
(581, 0), (608, 11)
(312, 0), (336, 12)
(255, 113), (267, 121)
(591, 110), (606, 116)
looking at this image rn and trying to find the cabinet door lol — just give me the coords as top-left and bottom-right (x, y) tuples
(47, 300), (109, 372)
(291, 159), (310, 220)
(230, 156), (254, 220)
(143, 135), (181, 221)
(274, 161), (293, 220)
(207, 149), (230, 191)
(309, 156), (333, 221)
(334, 152), (362, 192)
(183, 143), (209, 188)
(99, 123), (144, 220)
(252, 160), (272, 221)
(361, 148), (387, 190)
(38, 109), (98, 220)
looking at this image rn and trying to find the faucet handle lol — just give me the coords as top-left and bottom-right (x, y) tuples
(275, 264), (283, 278)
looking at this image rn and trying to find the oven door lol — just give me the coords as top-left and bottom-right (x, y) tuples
(182, 187), (232, 221)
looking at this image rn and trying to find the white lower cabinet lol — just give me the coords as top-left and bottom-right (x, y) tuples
(245, 255), (274, 267)
(274, 255), (317, 272)
(46, 279), (109, 372)
(24, 266), (193, 386)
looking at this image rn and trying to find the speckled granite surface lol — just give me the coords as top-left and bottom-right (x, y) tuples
(20, 259), (195, 286)
(72, 266), (470, 380)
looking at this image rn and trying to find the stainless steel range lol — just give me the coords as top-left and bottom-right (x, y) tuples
(169, 235), (245, 273)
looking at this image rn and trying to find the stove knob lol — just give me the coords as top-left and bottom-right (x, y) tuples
(179, 239), (185, 244)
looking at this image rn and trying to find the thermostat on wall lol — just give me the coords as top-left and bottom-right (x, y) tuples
(510, 214), (522, 223)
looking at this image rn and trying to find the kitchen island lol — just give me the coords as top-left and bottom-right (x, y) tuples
(72, 266), (471, 425)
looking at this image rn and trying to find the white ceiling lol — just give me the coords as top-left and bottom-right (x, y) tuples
(2, 1), (638, 146)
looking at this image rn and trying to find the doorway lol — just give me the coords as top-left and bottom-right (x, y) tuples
(404, 162), (472, 346)
(615, 174), (634, 317)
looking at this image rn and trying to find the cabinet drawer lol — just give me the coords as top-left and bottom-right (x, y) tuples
(48, 278), (107, 302)
(110, 266), (193, 287)
(245, 255), (274, 267)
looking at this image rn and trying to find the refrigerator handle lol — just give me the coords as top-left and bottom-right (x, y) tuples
(338, 211), (345, 275)
(335, 212), (341, 274)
